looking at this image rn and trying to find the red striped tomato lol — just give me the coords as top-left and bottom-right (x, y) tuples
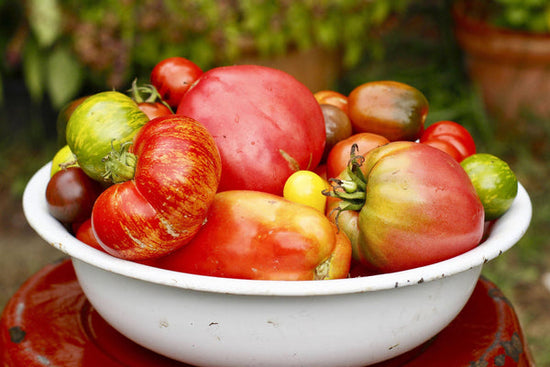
(91, 115), (222, 260)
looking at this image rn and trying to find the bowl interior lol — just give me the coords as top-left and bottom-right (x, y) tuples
(23, 162), (532, 296)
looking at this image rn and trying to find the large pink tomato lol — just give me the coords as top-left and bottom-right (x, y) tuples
(176, 65), (326, 195)
(326, 141), (484, 273)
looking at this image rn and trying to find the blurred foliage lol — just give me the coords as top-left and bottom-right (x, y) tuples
(492, 0), (550, 32)
(0, 0), (412, 109)
(456, 0), (550, 33)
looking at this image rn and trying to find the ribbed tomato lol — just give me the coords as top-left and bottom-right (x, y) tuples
(91, 115), (222, 260)
(326, 141), (484, 273)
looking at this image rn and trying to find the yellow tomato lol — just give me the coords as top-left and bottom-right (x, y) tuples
(283, 170), (329, 212)
(50, 144), (78, 177)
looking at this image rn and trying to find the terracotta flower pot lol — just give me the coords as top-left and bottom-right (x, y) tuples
(452, 0), (550, 129)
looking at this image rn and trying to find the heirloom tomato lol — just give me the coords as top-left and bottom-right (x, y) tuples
(155, 190), (352, 281)
(348, 81), (428, 141)
(326, 141), (484, 273)
(283, 170), (329, 212)
(66, 91), (149, 182)
(314, 90), (349, 115)
(177, 65), (326, 195)
(46, 167), (104, 225)
(326, 132), (389, 179)
(461, 153), (518, 221)
(320, 104), (353, 161)
(91, 115), (222, 260)
(150, 57), (203, 109)
(420, 120), (476, 162)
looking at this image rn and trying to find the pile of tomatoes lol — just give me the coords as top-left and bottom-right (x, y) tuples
(45, 57), (519, 280)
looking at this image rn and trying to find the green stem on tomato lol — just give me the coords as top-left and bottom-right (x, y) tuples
(102, 141), (137, 183)
(128, 78), (174, 113)
(322, 143), (368, 222)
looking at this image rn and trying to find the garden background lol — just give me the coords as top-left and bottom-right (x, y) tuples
(1, 0), (549, 365)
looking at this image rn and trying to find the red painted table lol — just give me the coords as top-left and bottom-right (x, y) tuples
(0, 259), (536, 366)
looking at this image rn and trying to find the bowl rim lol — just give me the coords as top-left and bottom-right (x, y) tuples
(24, 162), (532, 296)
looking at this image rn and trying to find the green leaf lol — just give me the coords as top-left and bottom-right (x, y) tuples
(27, 0), (62, 48)
(22, 41), (45, 102)
(47, 45), (83, 108)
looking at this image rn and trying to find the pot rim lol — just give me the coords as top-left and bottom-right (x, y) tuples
(23, 162), (532, 296)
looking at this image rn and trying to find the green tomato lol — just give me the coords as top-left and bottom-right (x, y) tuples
(66, 91), (149, 182)
(460, 153), (518, 221)
(50, 144), (78, 177)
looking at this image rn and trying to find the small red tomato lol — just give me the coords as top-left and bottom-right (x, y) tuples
(150, 57), (203, 108)
(419, 120), (476, 162)
(326, 132), (389, 179)
(75, 218), (104, 251)
(46, 167), (104, 224)
(314, 90), (349, 115)
(137, 102), (173, 120)
(421, 138), (463, 162)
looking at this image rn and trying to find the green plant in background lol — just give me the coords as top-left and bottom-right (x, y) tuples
(490, 0), (550, 32)
(2, 0), (411, 109)
(461, 0), (550, 33)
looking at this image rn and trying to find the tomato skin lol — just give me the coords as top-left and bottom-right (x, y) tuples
(137, 102), (173, 120)
(91, 115), (222, 260)
(419, 120), (476, 162)
(460, 153), (518, 221)
(46, 167), (104, 225)
(348, 81), (428, 141)
(421, 138), (463, 162)
(314, 90), (349, 115)
(75, 218), (104, 251)
(356, 142), (484, 272)
(176, 65), (326, 195)
(66, 91), (150, 182)
(320, 104), (353, 161)
(155, 190), (352, 281)
(326, 132), (389, 179)
(283, 170), (328, 212)
(150, 57), (203, 109)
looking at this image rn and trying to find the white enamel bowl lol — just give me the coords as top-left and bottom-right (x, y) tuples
(23, 163), (532, 367)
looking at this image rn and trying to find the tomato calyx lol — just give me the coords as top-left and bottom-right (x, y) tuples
(323, 144), (368, 220)
(102, 141), (137, 183)
(128, 79), (173, 113)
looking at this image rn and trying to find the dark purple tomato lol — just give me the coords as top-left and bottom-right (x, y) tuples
(46, 167), (104, 224)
